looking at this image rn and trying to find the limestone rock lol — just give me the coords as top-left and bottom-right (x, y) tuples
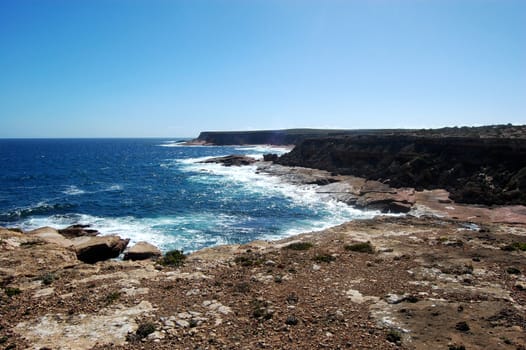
(123, 241), (161, 261)
(27, 226), (74, 248)
(72, 235), (129, 263)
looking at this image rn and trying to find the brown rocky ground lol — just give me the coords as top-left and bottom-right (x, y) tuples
(1, 212), (525, 350)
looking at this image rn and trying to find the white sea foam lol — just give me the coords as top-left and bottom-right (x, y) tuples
(62, 185), (86, 196)
(176, 156), (380, 240)
(105, 184), (123, 191)
(234, 145), (292, 154)
(18, 212), (240, 253)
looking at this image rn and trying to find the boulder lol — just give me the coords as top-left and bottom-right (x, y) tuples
(263, 153), (279, 162)
(72, 235), (130, 264)
(199, 155), (256, 166)
(123, 242), (161, 261)
(27, 227), (73, 248)
(58, 224), (100, 238)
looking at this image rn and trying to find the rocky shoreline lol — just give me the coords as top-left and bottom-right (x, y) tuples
(1, 155), (526, 349)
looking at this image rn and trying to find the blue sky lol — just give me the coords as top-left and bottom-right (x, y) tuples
(0, 0), (524, 138)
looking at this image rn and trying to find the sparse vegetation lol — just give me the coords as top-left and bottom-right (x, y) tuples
(158, 249), (186, 267)
(386, 329), (402, 343)
(313, 254), (336, 263)
(455, 321), (470, 332)
(40, 272), (55, 285)
(105, 291), (121, 304)
(251, 299), (273, 320)
(502, 242), (526, 252)
(506, 267), (521, 275)
(234, 282), (250, 293)
(448, 345), (466, 350)
(127, 321), (156, 341)
(234, 255), (262, 267)
(4, 287), (21, 297)
(345, 242), (374, 254)
(283, 242), (313, 251)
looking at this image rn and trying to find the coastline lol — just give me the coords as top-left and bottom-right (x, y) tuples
(1, 155), (526, 349)
(2, 128), (526, 347)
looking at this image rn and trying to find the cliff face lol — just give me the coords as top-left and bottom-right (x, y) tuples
(195, 129), (405, 145)
(276, 135), (526, 205)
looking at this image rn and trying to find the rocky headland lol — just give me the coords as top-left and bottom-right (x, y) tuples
(1, 125), (526, 349)
(275, 125), (526, 206)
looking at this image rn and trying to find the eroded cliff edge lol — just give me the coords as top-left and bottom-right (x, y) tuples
(276, 126), (526, 206)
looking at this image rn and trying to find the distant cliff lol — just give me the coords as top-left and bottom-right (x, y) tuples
(194, 129), (407, 145)
(276, 126), (526, 205)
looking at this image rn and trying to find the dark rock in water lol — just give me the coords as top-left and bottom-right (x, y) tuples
(72, 235), (130, 264)
(200, 155), (257, 166)
(59, 224), (100, 238)
(124, 241), (161, 261)
(263, 153), (279, 162)
(276, 132), (526, 205)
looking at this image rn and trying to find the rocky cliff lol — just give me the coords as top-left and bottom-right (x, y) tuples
(276, 131), (526, 205)
(194, 128), (406, 145)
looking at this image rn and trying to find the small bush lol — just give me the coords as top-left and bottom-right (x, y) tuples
(105, 291), (121, 304)
(0, 335), (8, 344)
(127, 321), (156, 341)
(234, 282), (250, 293)
(159, 249), (186, 267)
(506, 267), (521, 275)
(251, 299), (273, 320)
(502, 242), (526, 251)
(448, 345), (466, 350)
(455, 321), (470, 332)
(40, 273), (55, 286)
(283, 242), (313, 251)
(234, 255), (255, 266)
(345, 242), (374, 254)
(4, 287), (21, 297)
(313, 254), (336, 263)
(386, 330), (402, 343)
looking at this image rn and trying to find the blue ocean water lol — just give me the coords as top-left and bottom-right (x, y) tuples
(0, 139), (375, 252)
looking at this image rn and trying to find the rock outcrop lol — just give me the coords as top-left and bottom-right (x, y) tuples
(199, 155), (257, 166)
(124, 241), (162, 261)
(72, 235), (130, 264)
(276, 133), (526, 205)
(58, 224), (99, 238)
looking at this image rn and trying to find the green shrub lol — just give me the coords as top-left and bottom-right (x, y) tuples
(386, 330), (401, 343)
(448, 345), (466, 350)
(136, 322), (155, 338)
(159, 249), (186, 267)
(127, 321), (156, 341)
(506, 267), (521, 275)
(4, 287), (21, 297)
(313, 254), (336, 263)
(502, 242), (526, 251)
(283, 242), (313, 251)
(345, 242), (374, 254)
(105, 291), (121, 304)
(40, 273), (55, 286)
(234, 255), (255, 266)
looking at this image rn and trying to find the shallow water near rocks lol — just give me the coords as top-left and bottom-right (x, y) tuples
(0, 139), (376, 252)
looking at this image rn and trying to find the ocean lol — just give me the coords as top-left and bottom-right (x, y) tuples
(0, 139), (376, 252)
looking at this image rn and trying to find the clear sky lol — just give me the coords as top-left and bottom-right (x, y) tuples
(0, 0), (525, 138)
